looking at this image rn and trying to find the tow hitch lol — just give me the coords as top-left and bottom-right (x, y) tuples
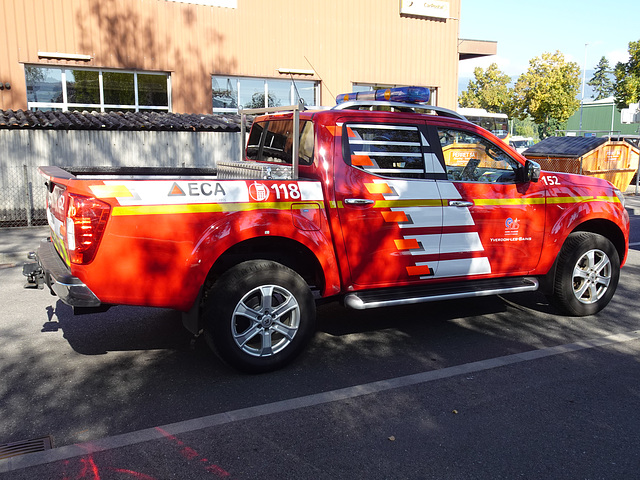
(23, 252), (45, 289)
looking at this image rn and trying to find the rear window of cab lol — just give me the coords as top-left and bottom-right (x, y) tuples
(246, 119), (314, 166)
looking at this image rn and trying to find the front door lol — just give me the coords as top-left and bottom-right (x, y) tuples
(433, 126), (546, 278)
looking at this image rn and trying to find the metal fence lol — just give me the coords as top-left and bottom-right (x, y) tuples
(0, 128), (243, 229)
(535, 157), (582, 175)
(0, 165), (48, 228)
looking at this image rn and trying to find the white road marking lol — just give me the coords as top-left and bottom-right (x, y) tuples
(2, 329), (640, 473)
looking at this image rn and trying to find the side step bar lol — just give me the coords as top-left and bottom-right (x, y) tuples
(344, 277), (539, 310)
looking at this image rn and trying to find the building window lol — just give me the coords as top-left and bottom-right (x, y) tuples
(166, 0), (237, 7)
(25, 66), (171, 112)
(212, 76), (319, 113)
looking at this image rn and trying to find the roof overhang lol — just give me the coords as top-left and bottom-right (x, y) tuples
(458, 39), (497, 61)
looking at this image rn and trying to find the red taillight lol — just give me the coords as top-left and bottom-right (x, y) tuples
(66, 194), (111, 264)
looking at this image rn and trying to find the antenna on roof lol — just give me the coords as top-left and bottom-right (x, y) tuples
(287, 74), (306, 110)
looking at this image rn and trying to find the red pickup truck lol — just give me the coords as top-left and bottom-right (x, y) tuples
(30, 87), (630, 372)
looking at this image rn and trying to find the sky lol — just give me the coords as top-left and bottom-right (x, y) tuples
(458, 0), (640, 87)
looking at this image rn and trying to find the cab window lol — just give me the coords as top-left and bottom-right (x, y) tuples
(437, 128), (520, 183)
(246, 119), (314, 166)
(344, 123), (425, 178)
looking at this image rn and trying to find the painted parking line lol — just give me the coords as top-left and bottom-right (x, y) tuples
(2, 329), (640, 473)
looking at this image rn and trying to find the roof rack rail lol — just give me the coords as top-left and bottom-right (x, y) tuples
(239, 99), (305, 179)
(332, 100), (467, 121)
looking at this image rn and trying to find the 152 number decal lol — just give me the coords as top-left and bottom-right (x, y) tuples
(541, 175), (560, 186)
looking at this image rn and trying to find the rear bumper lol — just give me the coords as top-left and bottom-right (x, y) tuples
(37, 239), (102, 308)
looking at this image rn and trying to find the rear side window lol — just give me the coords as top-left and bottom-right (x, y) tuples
(343, 123), (425, 178)
(246, 119), (314, 166)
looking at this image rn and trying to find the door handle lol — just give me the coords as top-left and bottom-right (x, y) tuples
(344, 198), (375, 205)
(449, 200), (474, 207)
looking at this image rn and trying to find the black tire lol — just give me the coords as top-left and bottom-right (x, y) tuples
(203, 260), (316, 373)
(549, 232), (620, 316)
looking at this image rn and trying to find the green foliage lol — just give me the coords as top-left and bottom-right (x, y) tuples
(513, 51), (581, 138)
(588, 56), (614, 100)
(537, 118), (566, 139)
(512, 117), (539, 140)
(459, 63), (514, 116)
(245, 92), (280, 109)
(613, 40), (640, 110)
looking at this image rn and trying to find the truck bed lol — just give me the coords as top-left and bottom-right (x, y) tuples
(40, 165), (218, 180)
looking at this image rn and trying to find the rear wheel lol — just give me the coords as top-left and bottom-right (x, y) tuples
(203, 260), (316, 373)
(549, 232), (620, 316)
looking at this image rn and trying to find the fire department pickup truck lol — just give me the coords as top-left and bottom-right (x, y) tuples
(29, 87), (630, 372)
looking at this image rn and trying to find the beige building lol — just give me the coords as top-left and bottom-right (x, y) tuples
(0, 0), (495, 114)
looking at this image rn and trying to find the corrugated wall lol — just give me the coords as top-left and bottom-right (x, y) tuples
(0, 129), (240, 214)
(0, 129), (240, 169)
(0, 0), (461, 112)
(566, 103), (640, 136)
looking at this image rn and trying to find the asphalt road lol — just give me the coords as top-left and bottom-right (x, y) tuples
(1, 196), (640, 479)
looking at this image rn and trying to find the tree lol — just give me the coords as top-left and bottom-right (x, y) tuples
(244, 92), (280, 109)
(459, 63), (514, 115)
(513, 51), (581, 138)
(613, 40), (640, 110)
(587, 56), (613, 100)
(512, 117), (539, 140)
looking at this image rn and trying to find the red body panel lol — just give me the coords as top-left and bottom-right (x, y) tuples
(40, 108), (630, 312)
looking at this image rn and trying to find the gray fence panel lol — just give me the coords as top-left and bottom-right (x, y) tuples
(0, 129), (241, 228)
(0, 165), (48, 227)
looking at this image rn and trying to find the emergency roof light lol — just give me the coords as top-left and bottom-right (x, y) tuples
(335, 86), (430, 105)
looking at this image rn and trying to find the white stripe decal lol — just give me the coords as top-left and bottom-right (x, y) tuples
(403, 235), (440, 255)
(372, 179), (441, 200)
(99, 180), (324, 206)
(436, 181), (463, 200)
(439, 233), (484, 254)
(430, 257), (492, 278)
(443, 206), (475, 227)
(393, 207), (441, 229)
(425, 152), (445, 174)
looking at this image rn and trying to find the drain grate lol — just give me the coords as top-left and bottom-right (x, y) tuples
(0, 436), (53, 460)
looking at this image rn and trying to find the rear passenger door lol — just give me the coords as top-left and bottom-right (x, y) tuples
(433, 126), (546, 277)
(333, 120), (446, 288)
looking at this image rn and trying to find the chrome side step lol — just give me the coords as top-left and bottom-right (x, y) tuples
(344, 277), (539, 310)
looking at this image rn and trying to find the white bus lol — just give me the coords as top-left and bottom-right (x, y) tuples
(457, 107), (509, 141)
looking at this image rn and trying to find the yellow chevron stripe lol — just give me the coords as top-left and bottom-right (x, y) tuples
(89, 185), (134, 198)
(374, 199), (444, 208)
(546, 196), (620, 204)
(112, 201), (325, 216)
(473, 198), (546, 206)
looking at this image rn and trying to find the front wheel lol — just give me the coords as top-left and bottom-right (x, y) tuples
(203, 260), (316, 373)
(549, 232), (620, 316)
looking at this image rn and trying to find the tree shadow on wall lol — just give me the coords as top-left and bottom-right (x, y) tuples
(76, 0), (237, 113)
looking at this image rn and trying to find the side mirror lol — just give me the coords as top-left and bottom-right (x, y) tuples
(525, 159), (540, 183)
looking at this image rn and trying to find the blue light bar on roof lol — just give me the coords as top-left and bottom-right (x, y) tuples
(335, 86), (430, 105)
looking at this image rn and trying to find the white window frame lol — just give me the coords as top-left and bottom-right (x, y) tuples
(25, 66), (172, 112)
(212, 75), (320, 113)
